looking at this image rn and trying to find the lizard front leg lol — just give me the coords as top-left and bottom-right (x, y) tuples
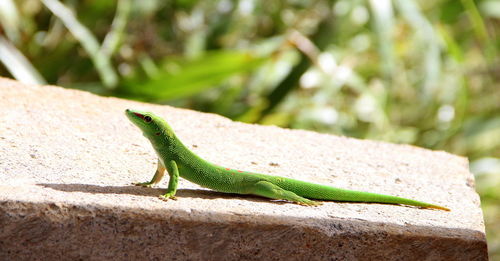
(159, 160), (179, 201)
(134, 159), (166, 187)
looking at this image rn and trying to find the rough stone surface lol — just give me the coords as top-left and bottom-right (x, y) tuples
(0, 77), (487, 260)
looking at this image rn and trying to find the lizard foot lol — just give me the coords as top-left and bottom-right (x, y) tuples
(133, 182), (154, 188)
(159, 194), (177, 201)
(297, 200), (323, 206)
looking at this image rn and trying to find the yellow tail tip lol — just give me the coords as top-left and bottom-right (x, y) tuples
(429, 205), (450, 211)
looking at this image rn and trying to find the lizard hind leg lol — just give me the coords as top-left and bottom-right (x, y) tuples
(248, 181), (322, 206)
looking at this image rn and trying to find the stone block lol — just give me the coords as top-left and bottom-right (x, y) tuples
(0, 78), (487, 260)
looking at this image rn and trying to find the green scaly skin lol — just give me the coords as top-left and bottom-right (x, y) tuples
(125, 109), (450, 211)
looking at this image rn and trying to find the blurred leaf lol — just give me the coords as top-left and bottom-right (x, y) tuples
(369, 0), (396, 78)
(0, 0), (21, 42)
(395, 0), (441, 99)
(460, 0), (497, 62)
(257, 16), (337, 121)
(121, 50), (266, 101)
(464, 116), (500, 155)
(260, 111), (292, 127)
(100, 0), (131, 57)
(41, 0), (118, 88)
(0, 36), (46, 84)
(480, 0), (500, 19)
(439, 0), (465, 24)
(472, 157), (500, 201)
(461, 0), (489, 41)
(437, 24), (464, 62)
(472, 157), (500, 177)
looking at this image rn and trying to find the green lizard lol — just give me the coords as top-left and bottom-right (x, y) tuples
(125, 109), (450, 211)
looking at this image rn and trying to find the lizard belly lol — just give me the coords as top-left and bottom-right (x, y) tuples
(178, 163), (260, 194)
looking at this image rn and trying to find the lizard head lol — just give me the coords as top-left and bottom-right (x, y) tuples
(125, 109), (175, 139)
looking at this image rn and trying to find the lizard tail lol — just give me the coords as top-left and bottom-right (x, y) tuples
(277, 178), (450, 211)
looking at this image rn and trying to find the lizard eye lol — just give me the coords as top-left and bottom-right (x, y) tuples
(144, 116), (152, 122)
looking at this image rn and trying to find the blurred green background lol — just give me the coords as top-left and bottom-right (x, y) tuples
(0, 0), (498, 258)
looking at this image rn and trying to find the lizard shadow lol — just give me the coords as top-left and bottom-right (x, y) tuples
(36, 184), (430, 210)
(37, 183), (282, 204)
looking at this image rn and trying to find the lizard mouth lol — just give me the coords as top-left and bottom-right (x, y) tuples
(126, 109), (145, 120)
(133, 112), (145, 120)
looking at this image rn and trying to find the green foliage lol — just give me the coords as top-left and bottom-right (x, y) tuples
(121, 50), (266, 101)
(0, 0), (499, 258)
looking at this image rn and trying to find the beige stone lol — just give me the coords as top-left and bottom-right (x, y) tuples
(0, 77), (487, 260)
